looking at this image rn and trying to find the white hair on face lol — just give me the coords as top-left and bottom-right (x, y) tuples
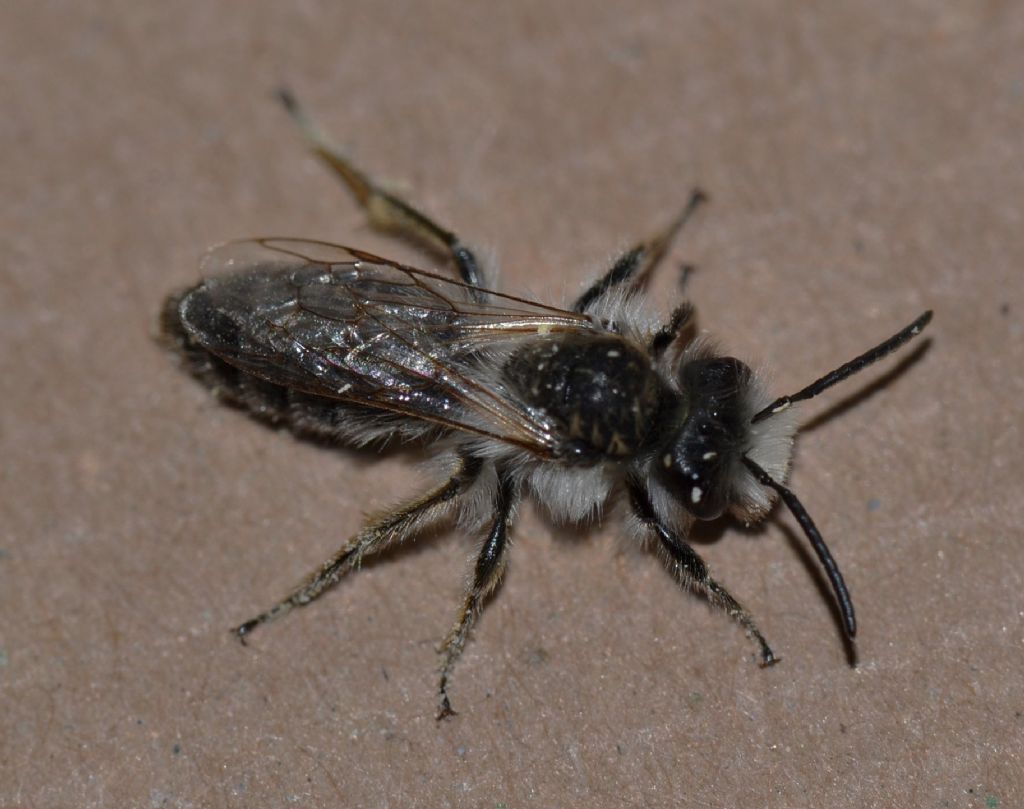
(653, 333), (800, 523)
(719, 356), (798, 521)
(731, 387), (798, 521)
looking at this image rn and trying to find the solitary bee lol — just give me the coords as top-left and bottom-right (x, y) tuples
(163, 91), (931, 719)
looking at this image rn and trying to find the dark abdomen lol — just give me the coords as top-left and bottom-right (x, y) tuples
(160, 290), (432, 446)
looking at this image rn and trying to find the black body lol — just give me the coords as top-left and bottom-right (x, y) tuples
(163, 90), (931, 718)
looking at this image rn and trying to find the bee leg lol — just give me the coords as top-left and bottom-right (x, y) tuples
(233, 454), (483, 642)
(572, 188), (707, 313)
(648, 302), (695, 358)
(436, 470), (517, 720)
(628, 480), (777, 666)
(276, 88), (486, 291)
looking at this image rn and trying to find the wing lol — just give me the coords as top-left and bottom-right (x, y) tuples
(177, 238), (600, 456)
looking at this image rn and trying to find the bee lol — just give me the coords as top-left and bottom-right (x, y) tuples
(162, 90), (931, 719)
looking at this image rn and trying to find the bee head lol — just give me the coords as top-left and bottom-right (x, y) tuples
(652, 311), (931, 641)
(659, 356), (783, 520)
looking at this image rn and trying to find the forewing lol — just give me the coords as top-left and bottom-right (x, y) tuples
(180, 238), (597, 454)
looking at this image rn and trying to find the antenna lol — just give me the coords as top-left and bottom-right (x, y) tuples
(742, 309), (933, 640)
(752, 310), (932, 424)
(742, 456), (857, 639)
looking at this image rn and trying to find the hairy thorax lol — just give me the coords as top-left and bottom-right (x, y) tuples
(504, 333), (665, 464)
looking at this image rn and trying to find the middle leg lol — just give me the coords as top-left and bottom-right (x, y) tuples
(572, 188), (707, 313)
(436, 468), (517, 719)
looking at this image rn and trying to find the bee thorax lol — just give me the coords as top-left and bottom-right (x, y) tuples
(504, 334), (663, 463)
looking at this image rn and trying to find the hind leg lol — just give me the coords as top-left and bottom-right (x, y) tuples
(234, 454), (483, 641)
(278, 89), (486, 290)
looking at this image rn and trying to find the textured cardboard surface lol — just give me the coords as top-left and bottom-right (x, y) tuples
(3, 2), (1022, 807)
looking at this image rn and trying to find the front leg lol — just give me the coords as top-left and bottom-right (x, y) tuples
(437, 469), (517, 720)
(628, 478), (777, 666)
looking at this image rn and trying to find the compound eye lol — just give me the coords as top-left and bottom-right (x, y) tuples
(680, 356), (752, 399)
(666, 356), (752, 520)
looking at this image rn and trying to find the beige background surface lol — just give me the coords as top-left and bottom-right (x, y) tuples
(2, 2), (1022, 807)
